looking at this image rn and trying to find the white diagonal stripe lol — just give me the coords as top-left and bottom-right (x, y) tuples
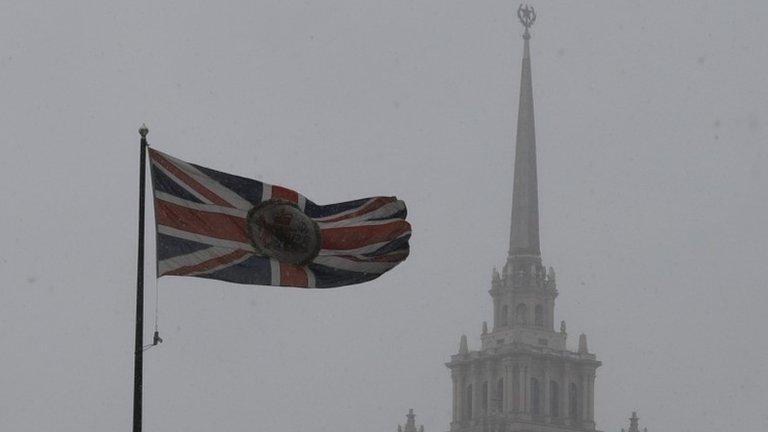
(262, 184), (272, 201)
(188, 252), (252, 277)
(317, 216), (406, 229)
(312, 256), (400, 273)
(151, 159), (214, 205)
(158, 246), (234, 275)
(159, 151), (253, 209)
(318, 200), (406, 226)
(157, 225), (254, 251)
(316, 232), (410, 256)
(312, 198), (377, 221)
(298, 195), (307, 211)
(305, 267), (316, 288)
(155, 191), (248, 218)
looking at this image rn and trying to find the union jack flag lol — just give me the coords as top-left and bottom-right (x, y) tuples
(148, 148), (411, 288)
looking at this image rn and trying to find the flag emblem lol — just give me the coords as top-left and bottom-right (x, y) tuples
(148, 148), (411, 288)
(246, 199), (321, 265)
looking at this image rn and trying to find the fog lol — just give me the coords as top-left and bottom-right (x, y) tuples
(1, 1), (766, 431)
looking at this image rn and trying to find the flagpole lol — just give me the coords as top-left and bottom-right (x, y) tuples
(133, 124), (149, 432)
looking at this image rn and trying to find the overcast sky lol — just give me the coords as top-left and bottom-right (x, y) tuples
(1, 1), (767, 431)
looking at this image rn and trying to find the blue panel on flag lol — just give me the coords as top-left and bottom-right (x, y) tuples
(365, 234), (411, 257)
(308, 263), (380, 288)
(156, 233), (211, 261)
(151, 165), (205, 204)
(200, 256), (273, 286)
(192, 163), (263, 206)
(304, 197), (370, 218)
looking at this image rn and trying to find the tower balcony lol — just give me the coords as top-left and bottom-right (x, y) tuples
(482, 326), (566, 352)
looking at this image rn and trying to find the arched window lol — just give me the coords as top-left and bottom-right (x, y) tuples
(569, 383), (579, 419)
(482, 381), (488, 413)
(516, 303), (529, 326)
(466, 385), (473, 420)
(534, 305), (544, 328)
(512, 366), (520, 412)
(531, 378), (540, 416)
(496, 378), (504, 412)
(550, 381), (560, 418)
(501, 305), (509, 327)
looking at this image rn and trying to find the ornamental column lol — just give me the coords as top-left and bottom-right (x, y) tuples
(543, 365), (551, 422)
(520, 364), (526, 416)
(559, 364), (568, 424)
(581, 373), (589, 423)
(457, 371), (466, 423)
(471, 366), (480, 421)
(563, 365), (572, 426)
(504, 362), (513, 414)
(586, 373), (596, 429)
(452, 373), (459, 423)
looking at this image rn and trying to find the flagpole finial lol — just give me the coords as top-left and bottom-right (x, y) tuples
(139, 124), (149, 138)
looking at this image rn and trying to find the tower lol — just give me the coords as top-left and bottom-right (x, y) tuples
(620, 412), (647, 432)
(398, 409), (425, 432)
(446, 5), (601, 432)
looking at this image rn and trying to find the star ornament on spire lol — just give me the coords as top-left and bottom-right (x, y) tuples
(517, 3), (537, 31)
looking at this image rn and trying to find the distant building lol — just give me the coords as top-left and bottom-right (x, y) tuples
(398, 409), (425, 432)
(620, 412), (647, 432)
(444, 6), (601, 432)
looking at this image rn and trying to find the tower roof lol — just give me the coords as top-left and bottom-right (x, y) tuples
(508, 5), (541, 260)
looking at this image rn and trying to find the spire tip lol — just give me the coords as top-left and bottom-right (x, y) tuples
(517, 3), (537, 33)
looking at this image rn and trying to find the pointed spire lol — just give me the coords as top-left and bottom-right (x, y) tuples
(459, 334), (469, 354)
(399, 408), (424, 432)
(509, 4), (541, 261)
(578, 333), (589, 354)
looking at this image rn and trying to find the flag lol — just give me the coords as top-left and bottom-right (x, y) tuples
(148, 148), (411, 288)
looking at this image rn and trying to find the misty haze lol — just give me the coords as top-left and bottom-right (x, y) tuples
(1, 2), (766, 432)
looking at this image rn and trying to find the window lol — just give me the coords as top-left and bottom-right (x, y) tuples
(496, 378), (504, 412)
(501, 305), (509, 327)
(512, 366), (520, 412)
(550, 381), (560, 418)
(569, 383), (579, 419)
(516, 303), (529, 326)
(531, 378), (540, 416)
(466, 385), (473, 420)
(482, 381), (488, 412)
(534, 304), (544, 327)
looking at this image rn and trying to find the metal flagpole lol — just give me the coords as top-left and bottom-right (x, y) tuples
(133, 124), (149, 432)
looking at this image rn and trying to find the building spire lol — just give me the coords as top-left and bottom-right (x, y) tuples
(508, 4), (541, 261)
(398, 408), (424, 432)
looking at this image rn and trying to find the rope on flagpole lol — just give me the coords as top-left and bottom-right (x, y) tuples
(154, 277), (159, 333)
(144, 277), (163, 351)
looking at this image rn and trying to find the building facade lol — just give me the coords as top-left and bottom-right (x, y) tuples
(445, 7), (601, 432)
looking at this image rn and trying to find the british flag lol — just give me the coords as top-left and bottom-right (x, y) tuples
(148, 148), (411, 288)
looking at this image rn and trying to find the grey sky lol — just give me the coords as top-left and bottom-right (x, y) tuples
(1, 1), (767, 431)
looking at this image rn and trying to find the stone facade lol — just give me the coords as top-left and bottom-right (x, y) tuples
(445, 10), (601, 432)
